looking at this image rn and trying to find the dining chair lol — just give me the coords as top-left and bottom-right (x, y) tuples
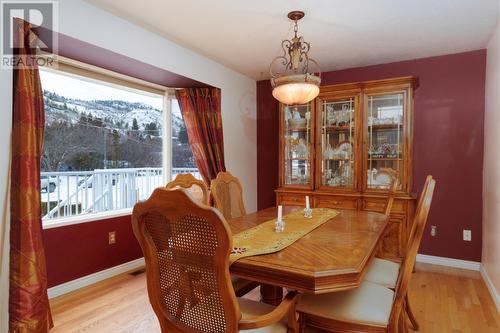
(211, 171), (247, 220)
(384, 178), (400, 217)
(364, 175), (433, 330)
(132, 187), (299, 333)
(365, 177), (400, 294)
(211, 171), (260, 297)
(166, 173), (256, 297)
(166, 173), (209, 205)
(296, 177), (436, 333)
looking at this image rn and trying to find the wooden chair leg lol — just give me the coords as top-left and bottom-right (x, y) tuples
(405, 292), (419, 331)
(298, 313), (306, 333)
(287, 299), (299, 333)
(397, 310), (409, 333)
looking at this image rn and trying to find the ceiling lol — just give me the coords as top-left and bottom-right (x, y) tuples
(86, 0), (499, 80)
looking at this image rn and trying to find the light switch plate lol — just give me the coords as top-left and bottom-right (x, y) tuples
(463, 229), (471, 241)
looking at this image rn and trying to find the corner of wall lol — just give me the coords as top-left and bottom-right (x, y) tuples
(482, 18), (500, 302)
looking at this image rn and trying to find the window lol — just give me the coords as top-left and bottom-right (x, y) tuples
(39, 61), (198, 226)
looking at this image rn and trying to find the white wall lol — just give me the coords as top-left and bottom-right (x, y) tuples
(482, 18), (500, 301)
(0, 1), (257, 330)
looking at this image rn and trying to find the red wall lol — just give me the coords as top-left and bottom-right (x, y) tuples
(43, 215), (142, 287)
(257, 50), (486, 261)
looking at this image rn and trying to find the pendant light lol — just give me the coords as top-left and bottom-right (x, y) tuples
(270, 11), (321, 105)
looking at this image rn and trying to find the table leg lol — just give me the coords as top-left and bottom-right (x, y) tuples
(260, 284), (283, 306)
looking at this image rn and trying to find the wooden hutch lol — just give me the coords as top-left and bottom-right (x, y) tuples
(276, 76), (416, 261)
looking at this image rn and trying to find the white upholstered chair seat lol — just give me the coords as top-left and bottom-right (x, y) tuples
(238, 298), (288, 333)
(364, 257), (401, 289)
(297, 281), (394, 327)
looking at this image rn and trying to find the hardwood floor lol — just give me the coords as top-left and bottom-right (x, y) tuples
(408, 264), (499, 333)
(49, 263), (500, 333)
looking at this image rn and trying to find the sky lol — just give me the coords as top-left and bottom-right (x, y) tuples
(40, 68), (165, 111)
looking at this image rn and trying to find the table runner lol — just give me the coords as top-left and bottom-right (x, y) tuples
(229, 208), (339, 264)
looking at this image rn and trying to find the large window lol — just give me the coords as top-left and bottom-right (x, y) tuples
(39, 63), (198, 226)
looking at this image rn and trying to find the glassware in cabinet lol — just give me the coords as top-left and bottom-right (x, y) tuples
(366, 93), (405, 190)
(319, 98), (356, 189)
(282, 103), (313, 187)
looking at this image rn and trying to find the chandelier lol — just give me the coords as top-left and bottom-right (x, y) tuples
(270, 11), (321, 105)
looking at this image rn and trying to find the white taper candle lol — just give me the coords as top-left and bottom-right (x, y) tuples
(305, 196), (310, 210)
(277, 205), (283, 222)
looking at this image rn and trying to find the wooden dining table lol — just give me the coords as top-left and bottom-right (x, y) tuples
(228, 206), (389, 305)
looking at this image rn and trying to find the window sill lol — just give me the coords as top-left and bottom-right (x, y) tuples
(42, 209), (132, 230)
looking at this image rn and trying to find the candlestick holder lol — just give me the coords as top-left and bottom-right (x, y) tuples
(275, 219), (285, 232)
(303, 208), (313, 219)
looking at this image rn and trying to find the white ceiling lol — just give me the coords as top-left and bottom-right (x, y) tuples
(86, 0), (499, 80)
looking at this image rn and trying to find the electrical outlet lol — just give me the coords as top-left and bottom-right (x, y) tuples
(109, 231), (116, 244)
(430, 225), (437, 237)
(463, 229), (472, 241)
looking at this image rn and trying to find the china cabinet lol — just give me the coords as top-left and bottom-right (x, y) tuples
(276, 77), (416, 261)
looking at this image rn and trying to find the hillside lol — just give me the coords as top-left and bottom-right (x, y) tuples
(43, 90), (185, 135)
(41, 90), (195, 171)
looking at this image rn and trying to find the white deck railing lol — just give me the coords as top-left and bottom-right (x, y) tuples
(41, 167), (200, 222)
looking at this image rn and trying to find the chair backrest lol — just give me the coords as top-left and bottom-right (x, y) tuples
(389, 177), (436, 326)
(132, 188), (240, 333)
(211, 171), (246, 220)
(166, 173), (209, 205)
(384, 178), (400, 216)
(406, 175), (433, 246)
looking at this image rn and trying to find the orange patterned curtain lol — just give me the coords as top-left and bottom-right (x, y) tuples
(9, 18), (53, 332)
(175, 88), (226, 185)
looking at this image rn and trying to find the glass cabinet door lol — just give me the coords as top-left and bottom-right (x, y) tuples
(366, 93), (406, 190)
(319, 97), (356, 189)
(282, 103), (313, 187)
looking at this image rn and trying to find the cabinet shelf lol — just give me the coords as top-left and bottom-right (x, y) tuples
(323, 125), (354, 131)
(368, 158), (402, 161)
(324, 158), (352, 161)
(369, 124), (401, 130)
(286, 157), (310, 161)
(287, 127), (309, 132)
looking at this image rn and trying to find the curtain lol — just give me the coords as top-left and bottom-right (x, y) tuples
(9, 18), (53, 332)
(175, 88), (226, 185)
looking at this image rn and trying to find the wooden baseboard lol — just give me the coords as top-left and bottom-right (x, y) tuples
(416, 254), (481, 271)
(48, 258), (145, 299)
(480, 265), (500, 313)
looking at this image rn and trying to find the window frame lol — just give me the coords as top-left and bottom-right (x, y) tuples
(39, 55), (175, 229)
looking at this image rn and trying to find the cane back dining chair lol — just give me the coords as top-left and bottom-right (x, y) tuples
(166, 173), (210, 205)
(210, 171), (260, 296)
(364, 175), (433, 330)
(211, 171), (246, 220)
(296, 177), (436, 333)
(132, 188), (299, 333)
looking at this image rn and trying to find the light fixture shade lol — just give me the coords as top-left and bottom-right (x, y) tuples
(272, 73), (321, 105)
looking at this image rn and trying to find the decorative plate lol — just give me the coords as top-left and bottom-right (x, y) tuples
(374, 170), (393, 186)
(337, 141), (352, 153)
